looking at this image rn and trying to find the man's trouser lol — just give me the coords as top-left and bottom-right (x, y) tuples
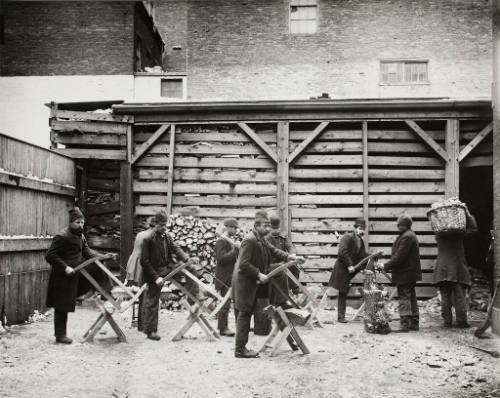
(338, 291), (347, 321)
(235, 309), (253, 351)
(217, 285), (231, 331)
(397, 283), (419, 326)
(54, 310), (68, 337)
(143, 272), (200, 334)
(439, 281), (467, 325)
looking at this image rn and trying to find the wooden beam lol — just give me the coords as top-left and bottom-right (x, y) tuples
(458, 122), (493, 162)
(405, 120), (448, 161)
(166, 124), (176, 215)
(237, 122), (278, 163)
(54, 148), (126, 160)
(130, 123), (170, 165)
(277, 122), (290, 234)
(445, 119), (460, 198)
(362, 121), (369, 248)
(0, 237), (53, 252)
(120, 126), (134, 280)
(288, 121), (329, 164)
(0, 170), (75, 197)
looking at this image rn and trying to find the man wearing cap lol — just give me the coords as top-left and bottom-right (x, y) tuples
(328, 218), (378, 323)
(233, 210), (304, 358)
(45, 207), (111, 344)
(377, 215), (422, 331)
(266, 214), (296, 307)
(140, 209), (202, 341)
(214, 218), (240, 337)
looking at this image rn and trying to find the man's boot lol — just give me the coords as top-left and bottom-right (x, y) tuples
(55, 336), (73, 344)
(147, 332), (161, 341)
(235, 347), (259, 358)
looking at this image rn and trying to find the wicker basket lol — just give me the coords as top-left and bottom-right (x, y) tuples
(427, 203), (467, 236)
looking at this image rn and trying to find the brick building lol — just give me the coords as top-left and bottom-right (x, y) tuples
(155, 0), (491, 101)
(0, 1), (164, 146)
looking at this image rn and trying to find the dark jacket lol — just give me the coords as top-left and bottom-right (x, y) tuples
(328, 232), (368, 293)
(215, 238), (238, 291)
(233, 230), (289, 313)
(433, 213), (477, 287)
(45, 228), (99, 312)
(383, 229), (422, 286)
(141, 230), (189, 284)
(266, 231), (296, 306)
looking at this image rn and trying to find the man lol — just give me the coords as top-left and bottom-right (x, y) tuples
(141, 210), (202, 341)
(328, 218), (380, 323)
(125, 216), (155, 331)
(266, 214), (296, 308)
(233, 210), (303, 358)
(433, 207), (477, 328)
(214, 218), (240, 337)
(45, 207), (111, 344)
(377, 215), (422, 331)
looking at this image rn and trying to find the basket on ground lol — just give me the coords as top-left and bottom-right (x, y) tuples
(427, 200), (467, 236)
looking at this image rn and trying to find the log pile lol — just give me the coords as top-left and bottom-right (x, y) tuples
(154, 214), (247, 310)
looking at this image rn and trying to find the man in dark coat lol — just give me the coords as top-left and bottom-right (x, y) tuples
(214, 218), (240, 337)
(328, 218), (376, 323)
(266, 214), (296, 307)
(433, 208), (477, 328)
(378, 215), (422, 331)
(140, 210), (201, 341)
(45, 207), (110, 344)
(233, 210), (303, 358)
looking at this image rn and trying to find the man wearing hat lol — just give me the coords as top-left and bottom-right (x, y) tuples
(140, 209), (202, 341)
(45, 207), (111, 344)
(214, 218), (240, 337)
(377, 215), (422, 331)
(233, 210), (304, 358)
(266, 214), (296, 307)
(328, 218), (379, 323)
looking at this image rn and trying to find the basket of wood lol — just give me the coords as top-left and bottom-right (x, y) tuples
(427, 197), (467, 236)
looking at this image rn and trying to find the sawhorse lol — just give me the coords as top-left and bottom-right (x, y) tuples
(163, 262), (223, 342)
(287, 270), (327, 328)
(73, 255), (147, 343)
(259, 306), (310, 356)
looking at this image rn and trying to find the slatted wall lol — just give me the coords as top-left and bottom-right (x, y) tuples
(0, 134), (75, 325)
(134, 124), (278, 227)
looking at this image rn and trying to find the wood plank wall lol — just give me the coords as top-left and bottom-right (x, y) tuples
(50, 114), (494, 301)
(0, 134), (75, 325)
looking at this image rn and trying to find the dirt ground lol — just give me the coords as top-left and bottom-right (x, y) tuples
(0, 301), (499, 398)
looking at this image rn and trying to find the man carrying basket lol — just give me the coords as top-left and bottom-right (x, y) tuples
(430, 200), (478, 328)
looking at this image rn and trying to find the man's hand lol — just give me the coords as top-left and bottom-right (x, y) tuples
(64, 266), (75, 275)
(375, 250), (384, 259)
(233, 241), (241, 250)
(347, 266), (355, 274)
(375, 262), (385, 271)
(155, 277), (164, 287)
(257, 273), (268, 283)
(288, 254), (305, 264)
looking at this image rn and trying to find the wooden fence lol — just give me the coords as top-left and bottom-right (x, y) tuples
(49, 100), (494, 300)
(0, 133), (75, 325)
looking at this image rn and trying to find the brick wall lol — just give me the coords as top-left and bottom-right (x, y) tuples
(1, 1), (135, 76)
(155, 0), (492, 101)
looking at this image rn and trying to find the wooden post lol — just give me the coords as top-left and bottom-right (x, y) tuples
(492, 0), (500, 335)
(362, 121), (369, 247)
(119, 125), (134, 280)
(79, 161), (88, 216)
(445, 119), (460, 198)
(166, 124), (176, 215)
(277, 122), (290, 234)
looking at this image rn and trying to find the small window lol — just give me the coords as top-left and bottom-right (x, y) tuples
(290, 0), (317, 34)
(380, 61), (429, 85)
(161, 78), (183, 98)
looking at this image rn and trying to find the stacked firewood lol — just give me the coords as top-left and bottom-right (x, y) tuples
(154, 214), (247, 310)
(362, 270), (391, 334)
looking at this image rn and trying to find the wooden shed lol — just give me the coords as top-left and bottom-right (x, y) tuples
(49, 99), (494, 300)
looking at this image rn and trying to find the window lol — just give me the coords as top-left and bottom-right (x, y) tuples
(161, 78), (184, 98)
(290, 0), (317, 34)
(380, 61), (429, 85)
